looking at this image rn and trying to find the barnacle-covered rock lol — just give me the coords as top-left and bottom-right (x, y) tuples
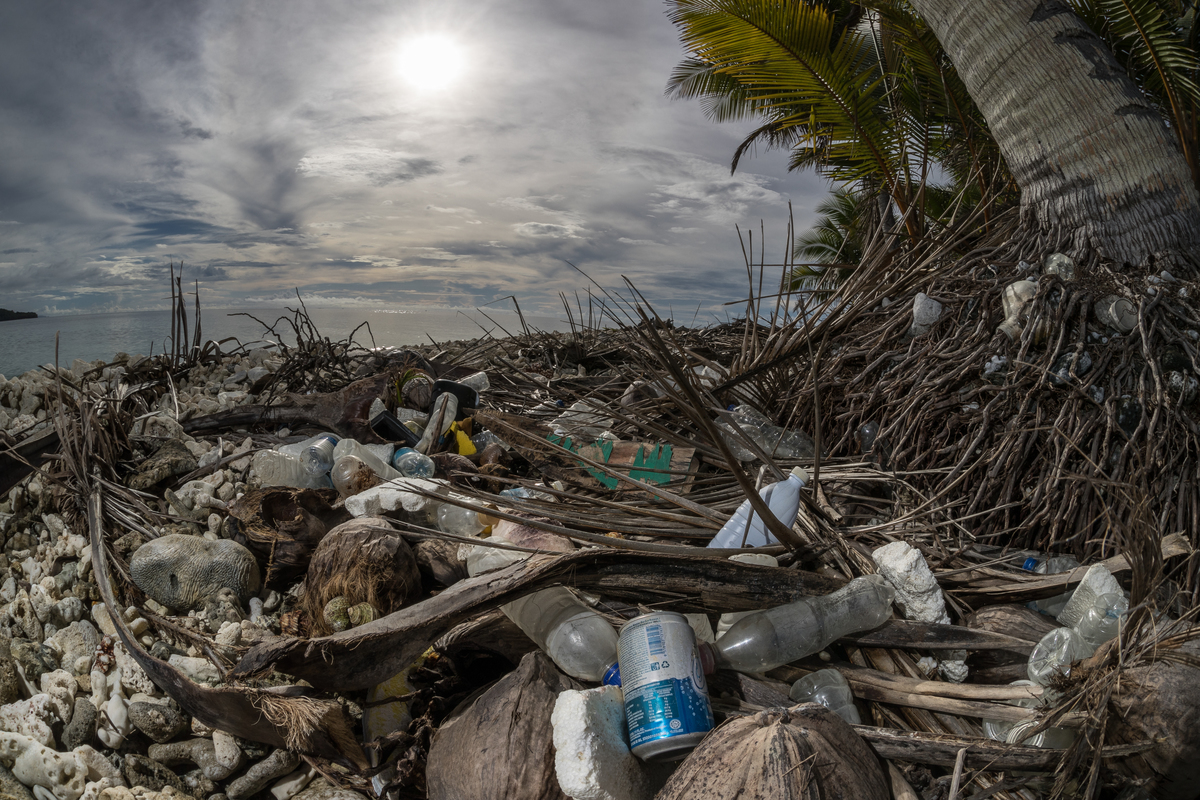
(130, 535), (260, 611)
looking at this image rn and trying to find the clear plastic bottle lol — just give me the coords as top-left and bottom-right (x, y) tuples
(331, 455), (378, 498)
(716, 554), (780, 637)
(982, 679), (1076, 748)
(464, 539), (619, 681)
(250, 450), (332, 489)
(392, 447), (435, 479)
(459, 371), (490, 392)
(278, 433), (340, 475)
(1024, 555), (1080, 617)
(789, 669), (860, 724)
(707, 467), (808, 549)
(499, 486), (555, 502)
(1073, 591), (1129, 650)
(718, 405), (815, 460)
(333, 439), (400, 481)
(1027, 627), (1092, 685)
(981, 679), (1041, 742)
(416, 392), (459, 454)
(436, 503), (485, 536)
(550, 399), (612, 441)
(708, 575), (895, 674)
(472, 429), (510, 451)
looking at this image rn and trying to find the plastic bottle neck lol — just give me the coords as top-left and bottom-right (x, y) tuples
(697, 642), (717, 675)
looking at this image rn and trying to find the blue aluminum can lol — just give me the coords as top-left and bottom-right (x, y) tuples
(617, 611), (714, 761)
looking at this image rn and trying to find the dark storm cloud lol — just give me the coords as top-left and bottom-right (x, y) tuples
(0, 0), (821, 316)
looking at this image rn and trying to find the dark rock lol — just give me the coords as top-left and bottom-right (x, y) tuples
(0, 640), (20, 706)
(129, 701), (188, 743)
(61, 697), (97, 750)
(128, 440), (198, 492)
(123, 754), (188, 793)
(181, 768), (217, 797)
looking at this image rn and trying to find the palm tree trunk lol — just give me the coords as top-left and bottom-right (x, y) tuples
(908, 0), (1200, 265)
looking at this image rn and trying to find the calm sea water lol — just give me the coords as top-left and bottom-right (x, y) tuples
(0, 306), (571, 379)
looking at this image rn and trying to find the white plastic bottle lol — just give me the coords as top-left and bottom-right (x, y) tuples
(707, 575), (895, 674)
(789, 669), (861, 724)
(333, 439), (400, 481)
(250, 451), (332, 489)
(415, 393), (459, 454)
(707, 467), (808, 549)
(392, 447), (435, 479)
(464, 538), (618, 681)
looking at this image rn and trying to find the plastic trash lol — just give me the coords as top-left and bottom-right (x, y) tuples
(278, 433), (340, 476)
(716, 405), (815, 461)
(392, 447), (435, 479)
(716, 553), (780, 637)
(1028, 566), (1127, 685)
(436, 502), (485, 536)
(1028, 627), (1092, 685)
(704, 575), (894, 674)
(551, 399), (613, 441)
(1024, 555), (1081, 618)
(250, 450), (333, 489)
(982, 679), (1075, 748)
(464, 538), (619, 681)
(333, 438), (400, 481)
(416, 392), (459, 454)
(789, 669), (861, 724)
(458, 371), (490, 393)
(471, 429), (510, 451)
(707, 467), (808, 549)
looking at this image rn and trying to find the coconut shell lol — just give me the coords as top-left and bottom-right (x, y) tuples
(962, 603), (1059, 684)
(414, 539), (469, 588)
(225, 487), (350, 590)
(301, 517), (421, 636)
(1104, 634), (1200, 800)
(426, 651), (580, 800)
(655, 704), (889, 800)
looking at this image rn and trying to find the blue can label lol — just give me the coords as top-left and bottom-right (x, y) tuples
(618, 613), (713, 751)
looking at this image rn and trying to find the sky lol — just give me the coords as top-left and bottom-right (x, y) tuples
(0, 0), (825, 320)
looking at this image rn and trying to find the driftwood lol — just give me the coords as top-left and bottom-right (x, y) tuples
(962, 604), (1060, 684)
(840, 619), (1039, 653)
(0, 427), (59, 496)
(231, 551), (845, 691)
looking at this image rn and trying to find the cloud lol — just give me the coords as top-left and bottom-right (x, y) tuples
(513, 222), (579, 239)
(1, 248), (36, 254)
(296, 147), (442, 186)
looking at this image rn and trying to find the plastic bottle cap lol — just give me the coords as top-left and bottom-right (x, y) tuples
(601, 663), (621, 687)
(1023, 557), (1039, 572)
(790, 466), (810, 484)
(697, 642), (716, 675)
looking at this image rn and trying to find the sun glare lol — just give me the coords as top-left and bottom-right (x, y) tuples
(396, 34), (467, 92)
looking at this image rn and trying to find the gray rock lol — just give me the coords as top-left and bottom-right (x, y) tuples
(10, 640), (56, 686)
(0, 763), (35, 800)
(0, 640), (20, 706)
(61, 697), (97, 750)
(128, 440), (199, 492)
(226, 749), (300, 800)
(130, 534), (260, 610)
(47, 620), (100, 675)
(181, 768), (217, 798)
(129, 701), (188, 743)
(123, 753), (188, 793)
(148, 738), (240, 781)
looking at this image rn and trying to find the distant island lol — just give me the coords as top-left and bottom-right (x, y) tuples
(0, 309), (37, 322)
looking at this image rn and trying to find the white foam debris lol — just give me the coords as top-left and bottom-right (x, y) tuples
(551, 686), (653, 800)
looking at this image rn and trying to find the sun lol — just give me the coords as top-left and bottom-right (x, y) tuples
(396, 34), (467, 92)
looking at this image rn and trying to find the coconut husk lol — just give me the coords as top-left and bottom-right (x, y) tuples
(225, 487), (349, 590)
(1103, 633), (1200, 800)
(414, 539), (468, 588)
(301, 517), (421, 636)
(961, 604), (1059, 684)
(656, 705), (890, 800)
(425, 651), (579, 800)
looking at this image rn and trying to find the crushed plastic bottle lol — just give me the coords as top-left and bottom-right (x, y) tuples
(250, 450), (332, 489)
(330, 455), (378, 499)
(707, 467), (808, 549)
(1027, 565), (1127, 685)
(436, 502), (485, 536)
(333, 439), (400, 481)
(551, 399), (613, 441)
(392, 447), (435, 479)
(464, 538), (619, 681)
(471, 429), (510, 451)
(1028, 628), (1092, 686)
(704, 575), (894, 674)
(715, 405), (815, 461)
(982, 679), (1075, 748)
(789, 669), (860, 724)
(277, 433), (339, 476)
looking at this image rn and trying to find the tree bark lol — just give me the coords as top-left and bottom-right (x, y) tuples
(908, 0), (1200, 265)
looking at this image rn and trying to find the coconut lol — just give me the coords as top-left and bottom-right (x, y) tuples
(426, 651), (580, 800)
(1103, 634), (1200, 799)
(414, 539), (469, 588)
(962, 604), (1060, 684)
(301, 517), (420, 636)
(655, 704), (890, 800)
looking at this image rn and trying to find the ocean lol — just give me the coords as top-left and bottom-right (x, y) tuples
(0, 306), (572, 379)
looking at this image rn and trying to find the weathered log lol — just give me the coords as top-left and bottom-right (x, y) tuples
(961, 604), (1059, 684)
(426, 652), (578, 800)
(0, 427), (60, 496)
(231, 551), (845, 691)
(840, 618), (1039, 653)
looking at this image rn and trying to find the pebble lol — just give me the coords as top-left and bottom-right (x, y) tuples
(127, 702), (187, 744)
(122, 753), (189, 794)
(226, 750), (299, 800)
